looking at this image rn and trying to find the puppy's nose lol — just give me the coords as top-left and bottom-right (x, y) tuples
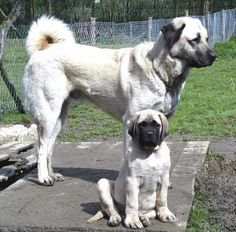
(146, 131), (154, 136)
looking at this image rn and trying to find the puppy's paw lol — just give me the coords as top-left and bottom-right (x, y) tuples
(139, 215), (150, 227)
(39, 175), (54, 186)
(107, 214), (122, 227)
(50, 172), (64, 182)
(157, 207), (176, 223)
(124, 214), (143, 229)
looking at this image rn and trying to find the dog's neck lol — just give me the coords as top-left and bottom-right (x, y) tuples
(149, 35), (191, 93)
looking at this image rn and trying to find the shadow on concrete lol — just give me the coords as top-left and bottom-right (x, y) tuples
(81, 201), (102, 216)
(54, 167), (119, 183)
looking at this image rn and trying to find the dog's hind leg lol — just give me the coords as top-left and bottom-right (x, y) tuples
(37, 119), (57, 186)
(97, 178), (122, 226)
(36, 95), (69, 186)
(47, 98), (71, 182)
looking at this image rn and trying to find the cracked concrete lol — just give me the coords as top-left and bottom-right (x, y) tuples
(0, 141), (209, 231)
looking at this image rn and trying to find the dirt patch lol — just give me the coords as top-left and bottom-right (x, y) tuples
(195, 137), (236, 231)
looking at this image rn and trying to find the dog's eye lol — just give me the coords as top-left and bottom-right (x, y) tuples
(192, 37), (200, 43)
(151, 120), (159, 126)
(188, 34), (201, 45)
(206, 37), (209, 42)
(139, 121), (147, 127)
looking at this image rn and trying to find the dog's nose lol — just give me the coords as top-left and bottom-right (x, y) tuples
(146, 131), (154, 136)
(209, 51), (217, 63)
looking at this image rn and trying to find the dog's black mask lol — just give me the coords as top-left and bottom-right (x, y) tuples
(137, 120), (161, 149)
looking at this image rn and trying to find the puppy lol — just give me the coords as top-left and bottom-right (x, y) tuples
(88, 109), (176, 229)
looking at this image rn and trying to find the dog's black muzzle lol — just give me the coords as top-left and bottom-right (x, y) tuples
(139, 130), (159, 149)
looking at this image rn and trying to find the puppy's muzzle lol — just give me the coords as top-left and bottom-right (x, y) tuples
(140, 130), (159, 148)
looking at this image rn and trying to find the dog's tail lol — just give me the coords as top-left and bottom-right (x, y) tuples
(26, 15), (75, 57)
(87, 210), (105, 223)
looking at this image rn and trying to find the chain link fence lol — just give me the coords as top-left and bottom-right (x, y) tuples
(0, 8), (236, 115)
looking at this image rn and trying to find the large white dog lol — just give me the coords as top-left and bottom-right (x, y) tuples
(23, 16), (216, 185)
(88, 109), (175, 229)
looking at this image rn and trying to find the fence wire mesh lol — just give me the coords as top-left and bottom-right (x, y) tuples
(0, 9), (236, 115)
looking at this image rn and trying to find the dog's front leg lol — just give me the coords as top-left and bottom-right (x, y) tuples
(124, 176), (143, 229)
(156, 174), (176, 222)
(123, 127), (131, 159)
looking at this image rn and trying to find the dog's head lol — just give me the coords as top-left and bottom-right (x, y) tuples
(128, 109), (168, 150)
(161, 17), (216, 68)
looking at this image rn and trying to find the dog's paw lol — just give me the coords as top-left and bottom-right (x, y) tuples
(124, 215), (143, 229)
(139, 215), (150, 227)
(157, 207), (176, 223)
(50, 172), (64, 182)
(39, 175), (54, 186)
(107, 214), (122, 227)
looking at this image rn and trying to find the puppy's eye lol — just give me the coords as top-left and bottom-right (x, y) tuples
(151, 120), (159, 126)
(139, 121), (147, 127)
(206, 37), (209, 42)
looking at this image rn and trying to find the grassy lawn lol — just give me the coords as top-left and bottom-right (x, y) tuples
(0, 37), (235, 231)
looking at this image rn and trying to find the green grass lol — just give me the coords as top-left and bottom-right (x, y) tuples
(187, 192), (222, 232)
(0, 112), (30, 125)
(59, 104), (122, 142)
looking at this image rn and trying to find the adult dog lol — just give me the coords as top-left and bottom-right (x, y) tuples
(23, 16), (216, 185)
(87, 109), (175, 229)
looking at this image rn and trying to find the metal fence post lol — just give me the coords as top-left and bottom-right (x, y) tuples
(129, 22), (133, 40)
(221, 9), (226, 42)
(148, 16), (152, 41)
(0, 29), (6, 60)
(90, 17), (96, 46)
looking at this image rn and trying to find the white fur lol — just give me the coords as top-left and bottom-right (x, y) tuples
(88, 110), (176, 228)
(26, 15), (75, 56)
(23, 16), (213, 186)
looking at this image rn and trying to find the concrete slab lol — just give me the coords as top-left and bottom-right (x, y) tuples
(0, 141), (209, 232)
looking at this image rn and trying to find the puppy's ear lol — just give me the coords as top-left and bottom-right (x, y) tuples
(128, 114), (139, 138)
(161, 22), (185, 49)
(158, 113), (169, 142)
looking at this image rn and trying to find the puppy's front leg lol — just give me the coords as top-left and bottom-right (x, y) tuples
(156, 174), (176, 223)
(124, 176), (143, 229)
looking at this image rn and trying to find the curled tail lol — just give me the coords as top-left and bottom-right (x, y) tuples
(26, 15), (75, 57)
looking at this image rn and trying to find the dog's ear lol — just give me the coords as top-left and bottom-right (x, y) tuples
(158, 113), (169, 142)
(128, 114), (139, 138)
(161, 22), (186, 49)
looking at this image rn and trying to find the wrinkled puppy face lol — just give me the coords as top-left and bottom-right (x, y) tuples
(162, 17), (217, 68)
(128, 110), (168, 150)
